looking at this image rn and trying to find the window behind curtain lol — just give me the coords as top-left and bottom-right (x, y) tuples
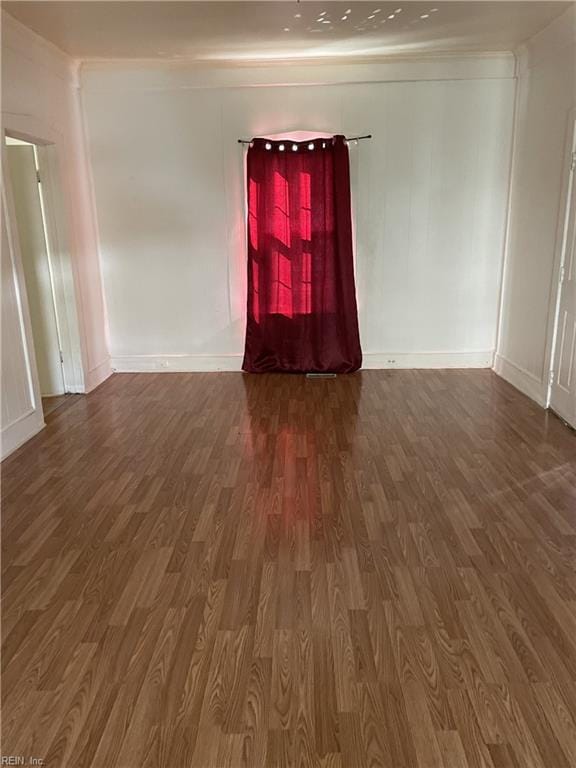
(243, 136), (362, 374)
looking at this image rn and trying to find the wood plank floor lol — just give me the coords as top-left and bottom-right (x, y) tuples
(42, 394), (81, 417)
(2, 370), (576, 768)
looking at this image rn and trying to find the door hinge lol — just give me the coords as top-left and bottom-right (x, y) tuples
(560, 265), (566, 283)
(36, 169), (41, 184)
(59, 350), (64, 364)
(549, 369), (555, 385)
(571, 151), (576, 172)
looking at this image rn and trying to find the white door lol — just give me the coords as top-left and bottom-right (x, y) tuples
(6, 145), (65, 397)
(550, 123), (576, 428)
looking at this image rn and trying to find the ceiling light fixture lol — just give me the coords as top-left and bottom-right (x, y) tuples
(420, 13), (429, 19)
(388, 14), (395, 19)
(341, 15), (348, 20)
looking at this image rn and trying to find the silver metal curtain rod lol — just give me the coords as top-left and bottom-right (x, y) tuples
(237, 134), (372, 145)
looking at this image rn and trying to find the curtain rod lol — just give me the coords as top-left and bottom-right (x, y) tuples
(237, 134), (372, 145)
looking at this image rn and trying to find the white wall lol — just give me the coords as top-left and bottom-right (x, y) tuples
(495, 6), (576, 405)
(81, 55), (515, 371)
(1, 12), (111, 458)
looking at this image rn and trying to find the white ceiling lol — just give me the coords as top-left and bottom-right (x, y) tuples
(4, 1), (572, 62)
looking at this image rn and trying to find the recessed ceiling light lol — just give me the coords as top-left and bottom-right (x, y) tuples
(294, 13), (301, 18)
(430, 7), (438, 11)
(345, 8), (352, 14)
(420, 14), (429, 19)
(319, 11), (327, 16)
(388, 14), (395, 19)
(395, 7), (402, 13)
(368, 15), (375, 19)
(373, 9), (381, 13)
(341, 15), (348, 20)
(322, 19), (331, 24)
(283, 27), (290, 31)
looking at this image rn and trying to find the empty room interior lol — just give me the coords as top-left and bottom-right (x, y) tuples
(1, 1), (576, 766)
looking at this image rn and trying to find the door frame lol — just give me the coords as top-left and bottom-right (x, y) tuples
(1, 150), (45, 453)
(3, 125), (85, 396)
(545, 106), (576, 414)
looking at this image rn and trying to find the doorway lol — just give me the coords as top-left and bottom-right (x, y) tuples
(549, 116), (576, 429)
(5, 136), (72, 417)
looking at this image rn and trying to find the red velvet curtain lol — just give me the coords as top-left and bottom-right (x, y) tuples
(242, 135), (362, 373)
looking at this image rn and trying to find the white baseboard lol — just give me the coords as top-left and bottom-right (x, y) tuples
(1, 407), (45, 461)
(111, 350), (494, 373)
(362, 350), (494, 369)
(493, 354), (548, 407)
(66, 385), (87, 394)
(85, 358), (113, 391)
(550, 402), (576, 429)
(111, 354), (243, 372)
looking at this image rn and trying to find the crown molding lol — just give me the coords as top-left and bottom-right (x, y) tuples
(515, 4), (576, 75)
(80, 52), (516, 92)
(2, 10), (78, 85)
(79, 48), (515, 69)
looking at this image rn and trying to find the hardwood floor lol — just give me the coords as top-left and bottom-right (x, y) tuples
(42, 394), (81, 417)
(2, 370), (576, 768)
